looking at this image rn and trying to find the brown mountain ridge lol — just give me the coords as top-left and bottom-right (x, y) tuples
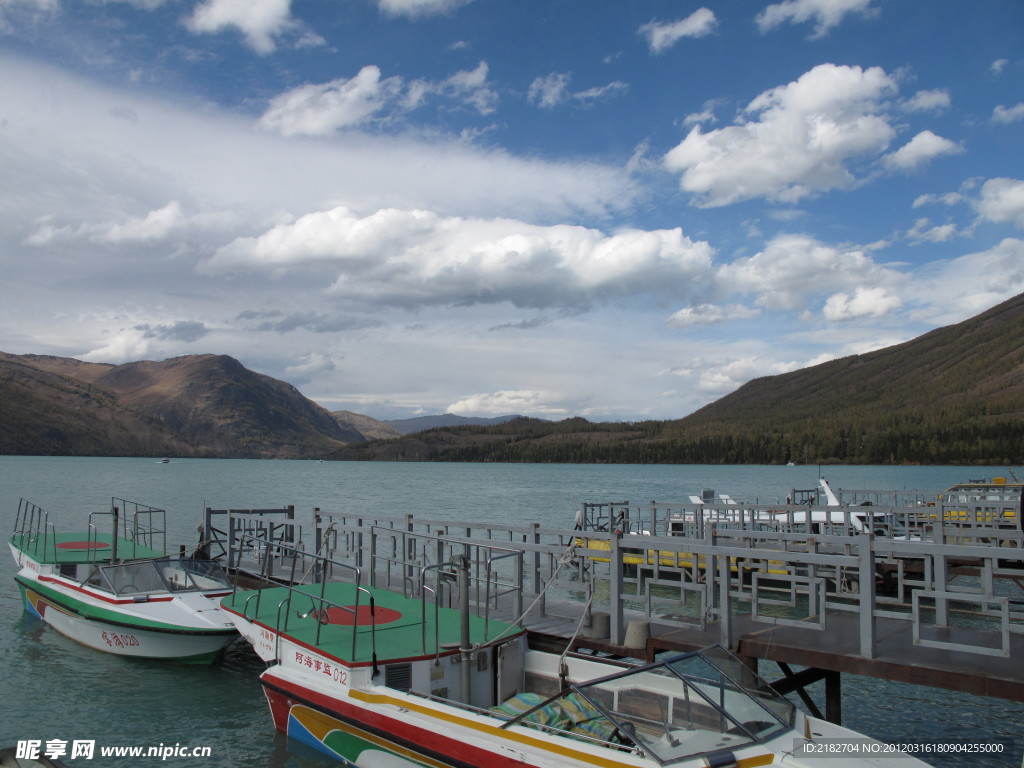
(0, 353), (365, 459)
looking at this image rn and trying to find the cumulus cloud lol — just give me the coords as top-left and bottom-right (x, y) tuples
(902, 88), (950, 113)
(25, 201), (188, 245)
(639, 8), (717, 53)
(991, 58), (1009, 75)
(822, 286), (902, 320)
(716, 232), (904, 312)
(992, 103), (1024, 124)
(974, 178), (1024, 228)
(376, 0), (473, 17)
(882, 130), (962, 171)
(664, 63), (898, 207)
(186, 0), (322, 54)
(203, 206), (715, 310)
(258, 62), (496, 137)
(667, 303), (760, 327)
(756, 0), (877, 38)
(447, 390), (568, 417)
(670, 356), (802, 396)
(259, 67), (402, 136)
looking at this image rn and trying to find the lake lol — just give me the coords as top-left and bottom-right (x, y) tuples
(1, 457), (1020, 767)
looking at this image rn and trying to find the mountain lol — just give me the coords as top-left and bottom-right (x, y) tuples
(332, 411), (402, 441)
(0, 353), (364, 459)
(385, 414), (523, 434)
(328, 293), (1024, 465)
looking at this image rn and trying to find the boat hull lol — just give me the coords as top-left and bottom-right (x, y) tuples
(17, 578), (236, 664)
(262, 677), (551, 768)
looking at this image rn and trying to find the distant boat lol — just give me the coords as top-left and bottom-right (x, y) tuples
(160, 457), (170, 463)
(8, 498), (237, 663)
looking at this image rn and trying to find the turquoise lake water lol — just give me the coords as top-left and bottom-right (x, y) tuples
(1, 457), (1021, 767)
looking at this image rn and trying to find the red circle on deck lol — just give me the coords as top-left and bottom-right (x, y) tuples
(56, 541), (109, 550)
(317, 605), (402, 626)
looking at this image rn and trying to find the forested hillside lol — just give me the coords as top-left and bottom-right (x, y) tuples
(330, 293), (1024, 465)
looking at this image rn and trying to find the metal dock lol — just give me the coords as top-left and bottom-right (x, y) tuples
(202, 488), (1024, 723)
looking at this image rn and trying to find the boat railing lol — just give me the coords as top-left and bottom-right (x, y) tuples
(232, 529), (382, 664)
(11, 499), (58, 563)
(86, 498), (169, 560)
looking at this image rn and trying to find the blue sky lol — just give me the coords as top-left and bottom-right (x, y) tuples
(1, 0), (1022, 422)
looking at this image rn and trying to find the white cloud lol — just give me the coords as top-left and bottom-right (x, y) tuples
(909, 238), (1024, 325)
(528, 73), (571, 108)
(259, 67), (402, 136)
(822, 286), (902, 320)
(573, 81), (629, 105)
(203, 206), (715, 310)
(528, 73), (629, 109)
(882, 130), (962, 171)
(25, 201), (189, 245)
(664, 63), (898, 207)
(912, 192), (964, 209)
(756, 0), (877, 38)
(639, 8), (717, 54)
(667, 303), (760, 327)
(974, 178), (1024, 228)
(716, 232), (904, 312)
(447, 390), (568, 417)
(991, 58), (1009, 75)
(258, 62), (497, 137)
(376, 0), (473, 17)
(992, 103), (1024, 124)
(902, 88), (950, 113)
(186, 0), (321, 54)
(906, 217), (957, 243)
(677, 355), (802, 395)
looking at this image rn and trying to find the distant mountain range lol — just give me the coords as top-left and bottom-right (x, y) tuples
(2, 292), (1022, 463)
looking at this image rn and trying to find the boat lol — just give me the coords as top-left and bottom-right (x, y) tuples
(8, 498), (237, 663)
(0, 747), (70, 768)
(221, 549), (932, 767)
(938, 475), (1021, 527)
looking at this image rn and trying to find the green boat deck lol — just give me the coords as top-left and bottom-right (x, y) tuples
(222, 582), (520, 666)
(9, 531), (165, 565)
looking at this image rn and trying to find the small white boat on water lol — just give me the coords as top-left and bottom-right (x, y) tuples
(221, 549), (932, 768)
(8, 498), (237, 663)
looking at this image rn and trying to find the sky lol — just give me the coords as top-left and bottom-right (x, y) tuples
(1, 0), (1023, 423)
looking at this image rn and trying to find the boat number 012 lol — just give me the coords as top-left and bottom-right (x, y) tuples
(293, 651), (347, 685)
(102, 631), (140, 648)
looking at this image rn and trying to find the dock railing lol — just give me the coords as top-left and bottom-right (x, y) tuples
(209, 501), (1023, 669)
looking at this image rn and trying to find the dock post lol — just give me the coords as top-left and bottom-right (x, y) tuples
(610, 530), (624, 645)
(718, 531), (733, 650)
(858, 532), (875, 659)
(825, 670), (842, 724)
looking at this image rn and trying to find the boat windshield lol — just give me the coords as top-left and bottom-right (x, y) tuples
(547, 648), (792, 764)
(88, 558), (231, 596)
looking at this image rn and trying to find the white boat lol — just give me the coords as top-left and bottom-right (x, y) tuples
(9, 498), (237, 663)
(222, 551), (932, 767)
